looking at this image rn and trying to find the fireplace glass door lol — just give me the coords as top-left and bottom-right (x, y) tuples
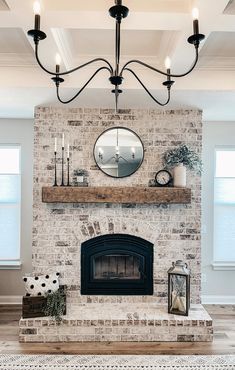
(93, 253), (142, 280)
(81, 234), (153, 295)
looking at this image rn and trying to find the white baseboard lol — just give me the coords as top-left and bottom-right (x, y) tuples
(202, 295), (235, 304)
(0, 295), (22, 304)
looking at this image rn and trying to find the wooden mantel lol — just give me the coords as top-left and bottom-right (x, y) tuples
(42, 186), (191, 204)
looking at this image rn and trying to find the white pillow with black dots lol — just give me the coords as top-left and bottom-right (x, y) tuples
(22, 272), (60, 297)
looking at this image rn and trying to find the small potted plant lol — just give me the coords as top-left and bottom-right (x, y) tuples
(73, 169), (89, 187)
(163, 144), (202, 187)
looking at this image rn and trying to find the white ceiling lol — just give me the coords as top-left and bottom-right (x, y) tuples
(44, 0), (192, 13)
(0, 0), (235, 120)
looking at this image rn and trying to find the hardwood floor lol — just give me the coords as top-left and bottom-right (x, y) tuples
(0, 304), (234, 355)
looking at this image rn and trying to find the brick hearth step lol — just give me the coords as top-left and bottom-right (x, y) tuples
(19, 303), (213, 343)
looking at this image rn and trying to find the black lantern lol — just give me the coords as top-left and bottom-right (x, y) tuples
(168, 260), (190, 316)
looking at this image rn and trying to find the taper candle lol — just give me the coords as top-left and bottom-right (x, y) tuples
(165, 57), (171, 82)
(54, 137), (57, 152)
(67, 143), (69, 159)
(192, 8), (199, 35)
(55, 53), (61, 74)
(33, 1), (41, 31)
(62, 133), (64, 148)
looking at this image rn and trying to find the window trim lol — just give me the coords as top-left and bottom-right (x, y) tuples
(0, 144), (21, 268)
(0, 259), (22, 270)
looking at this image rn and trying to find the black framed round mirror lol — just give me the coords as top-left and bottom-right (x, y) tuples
(94, 127), (144, 178)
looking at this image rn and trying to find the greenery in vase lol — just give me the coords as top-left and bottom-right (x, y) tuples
(163, 144), (202, 174)
(43, 287), (66, 323)
(73, 169), (88, 177)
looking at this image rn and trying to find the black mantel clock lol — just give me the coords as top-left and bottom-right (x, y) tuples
(155, 169), (173, 187)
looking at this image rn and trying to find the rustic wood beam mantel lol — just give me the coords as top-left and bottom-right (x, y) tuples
(42, 186), (191, 204)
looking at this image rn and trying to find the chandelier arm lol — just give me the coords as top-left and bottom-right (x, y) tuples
(55, 67), (111, 104)
(119, 155), (129, 163)
(35, 44), (113, 76)
(103, 156), (116, 165)
(120, 48), (199, 78)
(124, 68), (171, 106)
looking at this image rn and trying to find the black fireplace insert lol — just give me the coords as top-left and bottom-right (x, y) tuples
(81, 234), (153, 295)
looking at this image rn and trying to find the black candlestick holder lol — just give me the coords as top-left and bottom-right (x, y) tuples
(61, 147), (65, 186)
(53, 151), (58, 187)
(67, 157), (71, 186)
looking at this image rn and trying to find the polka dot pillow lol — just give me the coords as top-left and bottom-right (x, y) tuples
(23, 272), (60, 297)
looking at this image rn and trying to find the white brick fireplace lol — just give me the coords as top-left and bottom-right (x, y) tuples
(19, 107), (213, 342)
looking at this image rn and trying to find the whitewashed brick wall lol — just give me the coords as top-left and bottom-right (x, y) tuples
(33, 107), (202, 304)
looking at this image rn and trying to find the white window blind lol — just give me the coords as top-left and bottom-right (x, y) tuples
(213, 149), (235, 267)
(0, 146), (21, 265)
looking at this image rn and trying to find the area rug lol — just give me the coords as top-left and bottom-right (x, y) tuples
(0, 354), (234, 370)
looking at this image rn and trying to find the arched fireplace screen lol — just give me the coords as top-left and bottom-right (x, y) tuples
(81, 234), (153, 295)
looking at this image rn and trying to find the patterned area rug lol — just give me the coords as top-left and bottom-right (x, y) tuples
(0, 354), (234, 370)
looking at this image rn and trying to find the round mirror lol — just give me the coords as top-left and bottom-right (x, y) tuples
(94, 127), (144, 178)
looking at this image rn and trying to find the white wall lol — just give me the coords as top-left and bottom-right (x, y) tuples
(202, 121), (235, 304)
(0, 119), (33, 301)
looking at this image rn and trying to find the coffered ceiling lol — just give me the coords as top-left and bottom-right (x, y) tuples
(0, 0), (235, 120)
(0, 0), (9, 11)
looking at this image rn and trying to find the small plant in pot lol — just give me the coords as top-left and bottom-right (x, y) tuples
(73, 169), (89, 187)
(163, 144), (202, 187)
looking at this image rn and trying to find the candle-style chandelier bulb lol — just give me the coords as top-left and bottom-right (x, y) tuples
(131, 147), (135, 159)
(33, 1), (41, 15)
(165, 57), (171, 70)
(55, 53), (61, 66)
(192, 8), (199, 20)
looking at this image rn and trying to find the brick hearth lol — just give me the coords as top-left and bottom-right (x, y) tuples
(19, 304), (212, 342)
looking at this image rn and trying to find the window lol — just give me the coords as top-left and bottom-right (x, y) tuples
(0, 146), (21, 267)
(213, 148), (235, 269)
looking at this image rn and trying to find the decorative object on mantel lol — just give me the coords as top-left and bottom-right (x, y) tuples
(155, 169), (173, 187)
(53, 135), (71, 187)
(173, 163), (186, 188)
(42, 186), (191, 204)
(94, 127), (144, 178)
(73, 169), (89, 187)
(168, 260), (190, 316)
(163, 144), (202, 187)
(148, 179), (156, 187)
(66, 143), (70, 186)
(53, 138), (57, 186)
(61, 133), (65, 186)
(27, 2), (205, 111)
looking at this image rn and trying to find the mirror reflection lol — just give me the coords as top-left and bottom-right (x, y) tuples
(94, 127), (144, 178)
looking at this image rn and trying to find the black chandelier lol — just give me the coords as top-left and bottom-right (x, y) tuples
(28, 1), (205, 111)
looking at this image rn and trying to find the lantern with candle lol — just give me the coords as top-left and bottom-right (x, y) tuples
(168, 260), (190, 316)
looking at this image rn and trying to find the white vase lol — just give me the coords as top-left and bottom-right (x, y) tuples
(173, 163), (186, 187)
(77, 175), (84, 183)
